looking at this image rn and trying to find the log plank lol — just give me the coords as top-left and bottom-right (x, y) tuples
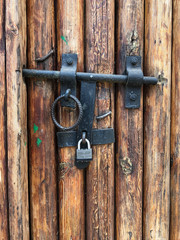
(143, 0), (172, 238)
(115, 0), (144, 239)
(0, 0), (9, 238)
(86, 0), (115, 239)
(56, 0), (85, 239)
(6, 0), (29, 238)
(27, 0), (58, 238)
(170, 0), (180, 239)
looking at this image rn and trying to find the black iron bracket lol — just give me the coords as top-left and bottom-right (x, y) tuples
(60, 54), (77, 108)
(125, 56), (143, 108)
(23, 53), (157, 169)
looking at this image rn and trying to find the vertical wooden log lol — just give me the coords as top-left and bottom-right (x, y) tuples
(115, 0), (144, 239)
(56, 0), (85, 239)
(0, 0), (9, 239)
(27, 0), (58, 239)
(86, 1), (115, 239)
(143, 0), (172, 239)
(6, 0), (29, 238)
(170, 1), (180, 239)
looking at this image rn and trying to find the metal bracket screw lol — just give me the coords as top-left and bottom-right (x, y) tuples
(129, 91), (137, 101)
(131, 56), (138, 65)
(67, 57), (73, 65)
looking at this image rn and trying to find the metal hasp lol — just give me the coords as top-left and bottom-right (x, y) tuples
(23, 54), (157, 169)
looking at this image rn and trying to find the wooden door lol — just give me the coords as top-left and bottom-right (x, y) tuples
(0, 0), (179, 239)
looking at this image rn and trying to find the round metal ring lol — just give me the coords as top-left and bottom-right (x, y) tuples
(51, 94), (83, 131)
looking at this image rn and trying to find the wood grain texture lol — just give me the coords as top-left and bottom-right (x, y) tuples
(143, 0), (172, 239)
(170, 0), (180, 239)
(5, 0), (29, 238)
(115, 0), (144, 239)
(27, 0), (58, 239)
(0, 0), (9, 239)
(86, 0), (115, 239)
(56, 0), (85, 239)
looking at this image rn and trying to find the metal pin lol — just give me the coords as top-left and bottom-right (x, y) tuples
(96, 111), (112, 120)
(35, 49), (54, 62)
(64, 89), (71, 101)
(82, 132), (86, 144)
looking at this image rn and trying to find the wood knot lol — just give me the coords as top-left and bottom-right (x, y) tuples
(126, 30), (140, 56)
(120, 157), (133, 175)
(59, 162), (73, 180)
(7, 22), (19, 37)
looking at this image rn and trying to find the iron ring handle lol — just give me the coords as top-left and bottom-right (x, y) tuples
(51, 94), (83, 131)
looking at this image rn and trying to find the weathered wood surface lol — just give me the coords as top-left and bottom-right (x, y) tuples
(0, 0), (9, 239)
(56, 0), (85, 239)
(6, 0), (29, 238)
(86, 0), (115, 239)
(27, 0), (58, 238)
(143, 0), (172, 239)
(1, 1), (179, 239)
(170, 1), (180, 239)
(115, 0), (144, 239)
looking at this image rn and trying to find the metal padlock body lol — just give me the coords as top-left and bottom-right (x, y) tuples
(76, 139), (92, 162)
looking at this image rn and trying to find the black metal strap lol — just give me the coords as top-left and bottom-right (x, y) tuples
(57, 128), (115, 148)
(75, 81), (96, 168)
(60, 54), (77, 108)
(76, 81), (96, 141)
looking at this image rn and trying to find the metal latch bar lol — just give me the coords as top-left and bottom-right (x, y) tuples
(23, 55), (157, 109)
(23, 69), (157, 85)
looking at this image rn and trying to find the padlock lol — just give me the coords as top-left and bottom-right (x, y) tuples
(76, 138), (92, 162)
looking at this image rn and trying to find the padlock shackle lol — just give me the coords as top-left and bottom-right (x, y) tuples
(78, 138), (91, 149)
